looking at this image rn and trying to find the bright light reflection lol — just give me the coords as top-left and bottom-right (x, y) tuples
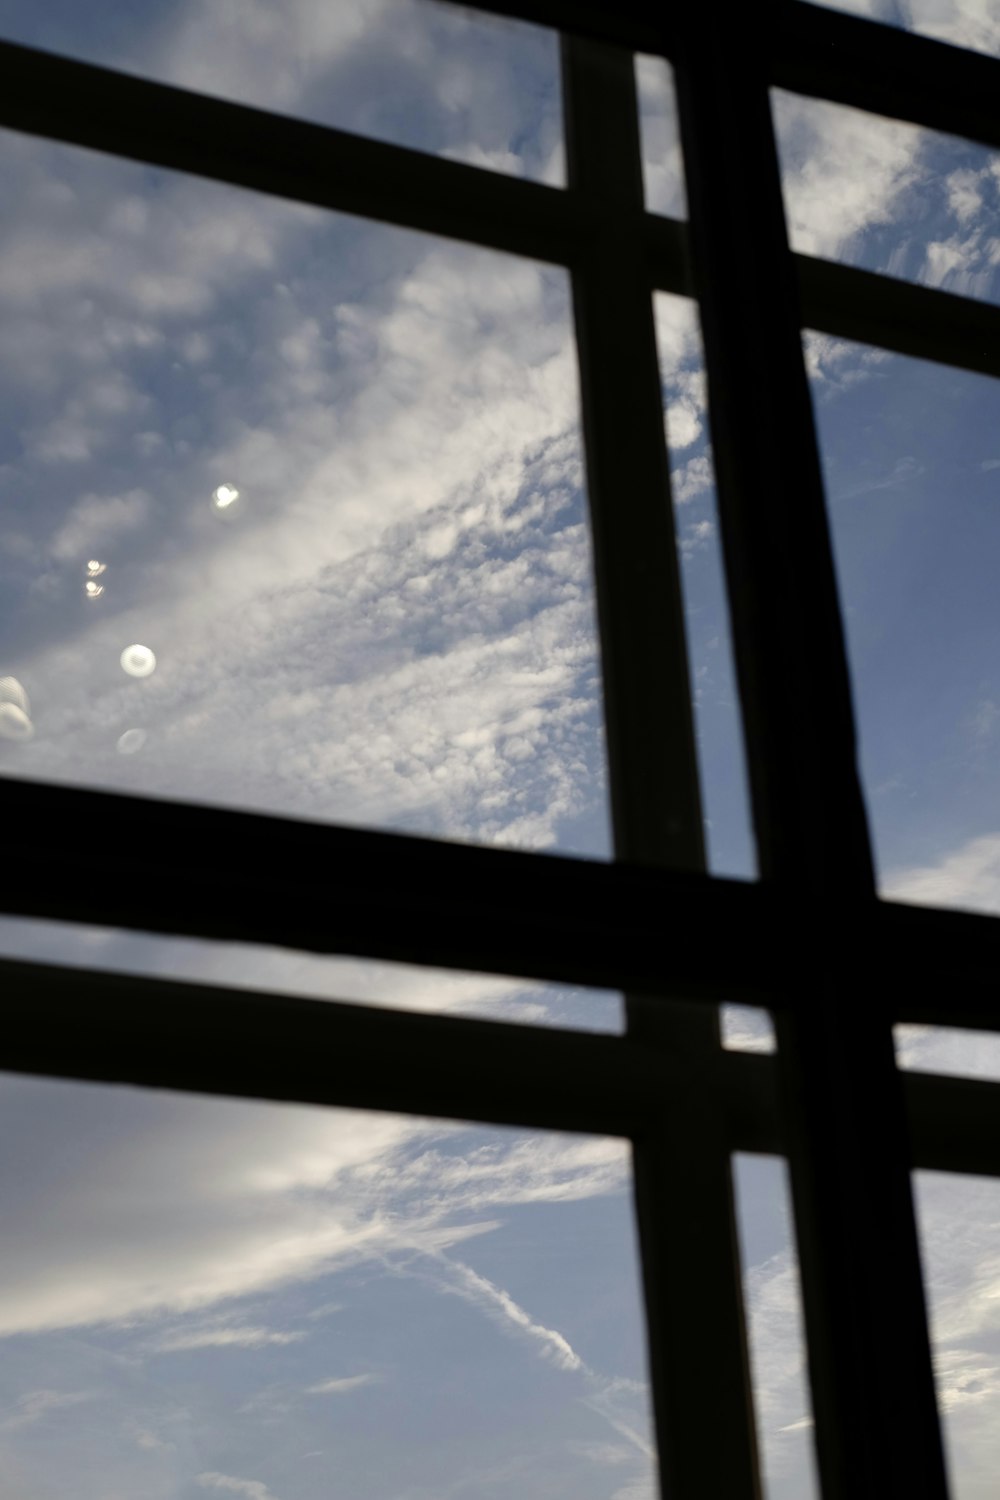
(211, 482), (240, 511)
(117, 729), (147, 755)
(0, 676), (29, 716)
(84, 581), (104, 599)
(0, 703), (32, 740)
(86, 560), (106, 577)
(120, 644), (156, 678)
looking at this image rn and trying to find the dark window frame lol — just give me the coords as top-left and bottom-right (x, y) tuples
(1, 4), (997, 1497)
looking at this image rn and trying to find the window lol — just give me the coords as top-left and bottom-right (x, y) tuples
(1, 3), (997, 1497)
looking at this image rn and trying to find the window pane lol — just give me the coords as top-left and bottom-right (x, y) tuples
(0, 131), (610, 858)
(914, 1170), (1000, 1500)
(0, 1072), (655, 1498)
(636, 55), (687, 218)
(723, 1006), (777, 1054)
(733, 1154), (820, 1500)
(795, 0), (1000, 62)
(895, 1024), (1000, 1081)
(653, 293), (756, 880)
(774, 90), (1000, 305)
(0, 0), (564, 184)
(806, 337), (1000, 914)
(0, 914), (623, 1032)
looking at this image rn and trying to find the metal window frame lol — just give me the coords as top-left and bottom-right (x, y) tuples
(0, 3), (996, 1496)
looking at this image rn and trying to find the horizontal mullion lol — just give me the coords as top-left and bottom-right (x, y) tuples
(7, 956), (1000, 1177)
(0, 956), (685, 1136)
(5, 781), (1000, 1017)
(719, 1052), (1000, 1179)
(646, 216), (1000, 383)
(878, 902), (1000, 1028)
(771, 0), (1000, 153)
(0, 39), (593, 268)
(905, 1071), (1000, 1177)
(0, 777), (775, 1000)
(795, 255), (1000, 380)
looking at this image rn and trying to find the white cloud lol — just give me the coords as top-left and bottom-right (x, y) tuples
(303, 1374), (378, 1394)
(429, 1253), (584, 1371)
(198, 1472), (279, 1500)
(0, 1073), (629, 1342)
(0, 1388), (94, 1432)
(635, 55), (686, 220)
(947, 168), (985, 225)
(672, 454), (714, 505)
(48, 488), (152, 563)
(899, 0), (1000, 57)
(151, 1323), (306, 1352)
(883, 831), (1000, 915)
(774, 91), (924, 261)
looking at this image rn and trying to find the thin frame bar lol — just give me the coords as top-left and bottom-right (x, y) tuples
(561, 33), (762, 1500)
(670, 9), (949, 1500)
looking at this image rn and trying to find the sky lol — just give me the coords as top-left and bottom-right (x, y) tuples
(0, 0), (999, 1497)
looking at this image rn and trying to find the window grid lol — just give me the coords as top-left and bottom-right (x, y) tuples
(0, 5), (997, 1499)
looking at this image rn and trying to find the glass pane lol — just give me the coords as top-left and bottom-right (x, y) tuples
(653, 293), (756, 880)
(723, 1006), (777, 1054)
(914, 1170), (1000, 1499)
(0, 130), (610, 859)
(635, 55), (687, 218)
(795, 0), (1000, 62)
(806, 336), (1000, 914)
(895, 1024), (1000, 1081)
(0, 0), (564, 184)
(733, 1155), (820, 1500)
(774, 90), (1000, 305)
(0, 914), (623, 1032)
(0, 1072), (655, 1498)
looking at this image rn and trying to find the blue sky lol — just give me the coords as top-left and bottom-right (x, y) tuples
(0, 1), (999, 1498)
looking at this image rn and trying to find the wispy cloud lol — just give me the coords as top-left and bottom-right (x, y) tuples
(430, 1253), (584, 1371)
(303, 1374), (379, 1395)
(197, 1473), (279, 1500)
(0, 1388), (94, 1432)
(151, 1323), (306, 1352)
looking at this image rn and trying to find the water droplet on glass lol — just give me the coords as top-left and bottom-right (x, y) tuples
(211, 482), (240, 512)
(84, 580), (104, 599)
(0, 676), (30, 716)
(117, 728), (146, 755)
(86, 560), (106, 577)
(0, 703), (33, 740)
(120, 644), (156, 678)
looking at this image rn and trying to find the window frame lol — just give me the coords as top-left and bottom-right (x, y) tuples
(2, 4), (999, 1498)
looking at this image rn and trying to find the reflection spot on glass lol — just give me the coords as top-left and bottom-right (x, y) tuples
(0, 676), (30, 716)
(212, 482), (240, 511)
(117, 728), (146, 755)
(85, 581), (104, 599)
(120, 644), (156, 678)
(0, 703), (33, 740)
(86, 560), (106, 577)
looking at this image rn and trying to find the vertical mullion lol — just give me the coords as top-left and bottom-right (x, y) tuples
(671, 10), (948, 1500)
(561, 36), (761, 1500)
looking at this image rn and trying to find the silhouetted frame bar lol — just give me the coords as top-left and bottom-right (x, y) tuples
(672, 9), (949, 1500)
(561, 35), (762, 1500)
(7, 954), (1000, 1179)
(0, 780), (777, 998)
(772, 0), (1000, 154)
